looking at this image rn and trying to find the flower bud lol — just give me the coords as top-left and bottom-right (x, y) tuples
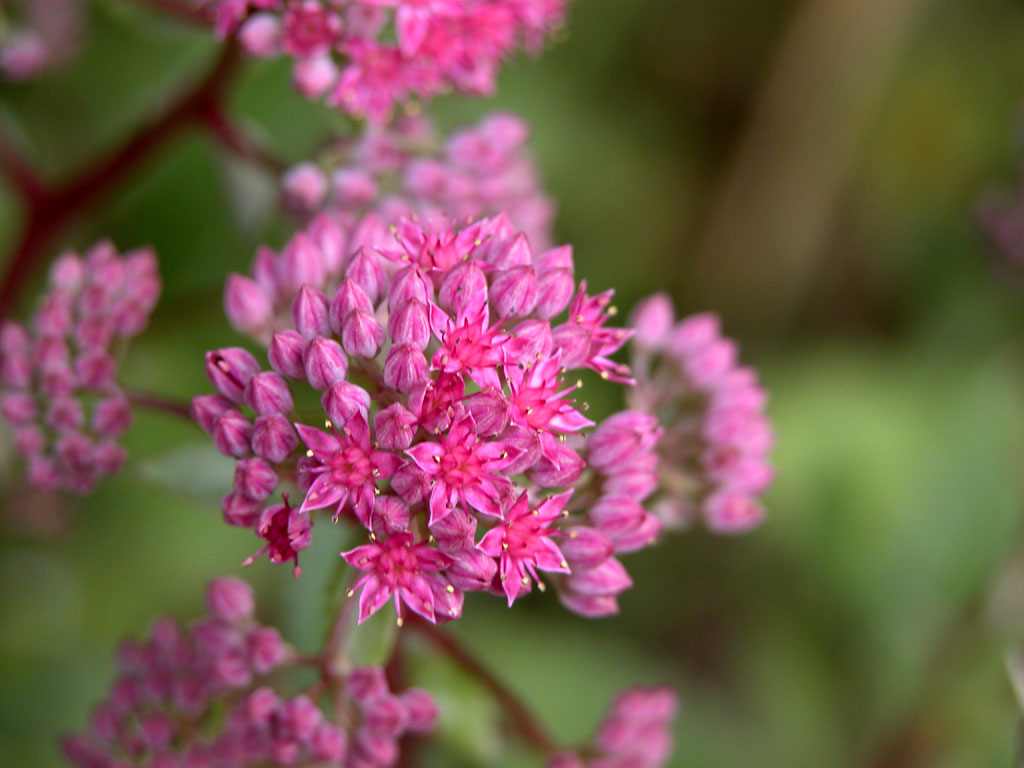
(703, 491), (764, 533)
(50, 253), (85, 291)
(341, 309), (385, 358)
(222, 491), (263, 527)
(309, 212), (348, 275)
(446, 548), (497, 592)
(629, 292), (674, 350)
(353, 730), (399, 766)
(332, 168), (378, 207)
(1, 391), (36, 426)
(498, 426), (542, 475)
(248, 625), (288, 673)
(345, 247), (385, 305)
(191, 394), (234, 436)
(388, 298), (430, 349)
(587, 411), (660, 470)
(294, 54), (338, 98)
(303, 336), (348, 390)
(224, 274), (273, 337)
(251, 413), (298, 463)
(95, 441), (126, 475)
(400, 689), (438, 733)
(321, 381), (371, 423)
(683, 338), (736, 388)
(487, 232), (532, 270)
(244, 371), (294, 415)
(282, 162), (329, 213)
(238, 12), (281, 56)
(75, 349), (116, 390)
(27, 455), (60, 491)
(14, 426), (45, 455)
(205, 347), (261, 403)
(438, 260), (487, 315)
(268, 330), (307, 380)
(206, 577), (255, 622)
(382, 344), (428, 394)
(374, 403), (417, 450)
(560, 526), (614, 570)
(46, 396), (85, 431)
(387, 266), (432, 309)
(564, 557), (632, 597)
(528, 443), (584, 487)
(610, 512), (662, 553)
(291, 284), (330, 339)
(279, 232), (326, 296)
(370, 495), (410, 536)
(667, 312), (719, 356)
(490, 265), (538, 318)
(35, 291), (73, 336)
(362, 694), (408, 736)
(464, 387), (509, 436)
(310, 723), (348, 762)
(74, 316), (115, 350)
(55, 430), (94, 470)
(214, 410), (253, 458)
(535, 267), (575, 319)
(234, 457), (278, 500)
(345, 667), (389, 703)
(331, 281), (375, 337)
(588, 495), (647, 539)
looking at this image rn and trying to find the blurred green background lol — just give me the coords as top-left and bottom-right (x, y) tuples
(4, 0), (1024, 765)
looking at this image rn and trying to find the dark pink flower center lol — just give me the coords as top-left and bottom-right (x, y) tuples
(440, 444), (481, 487)
(327, 445), (373, 488)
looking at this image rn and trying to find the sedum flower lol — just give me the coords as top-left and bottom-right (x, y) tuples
(627, 294), (774, 534)
(195, 211), (662, 623)
(0, 241), (161, 493)
(218, 0), (566, 121)
(64, 579), (437, 768)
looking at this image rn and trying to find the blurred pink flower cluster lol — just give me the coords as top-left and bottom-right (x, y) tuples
(194, 211), (663, 621)
(281, 112), (554, 249)
(548, 686), (678, 768)
(63, 578), (437, 768)
(0, 242), (161, 493)
(628, 294), (773, 533)
(215, 0), (565, 122)
(0, 0), (84, 80)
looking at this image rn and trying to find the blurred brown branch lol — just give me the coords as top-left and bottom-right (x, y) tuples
(686, 0), (935, 330)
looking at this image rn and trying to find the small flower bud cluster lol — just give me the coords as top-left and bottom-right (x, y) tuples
(281, 112), (553, 250)
(64, 578), (438, 768)
(627, 294), (773, 534)
(547, 685), (678, 768)
(215, 0), (565, 122)
(0, 242), (161, 493)
(63, 577), (292, 768)
(197, 211), (662, 622)
(341, 666), (438, 767)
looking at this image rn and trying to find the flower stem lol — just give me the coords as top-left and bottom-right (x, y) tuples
(125, 390), (195, 422)
(0, 43), (241, 318)
(407, 615), (558, 755)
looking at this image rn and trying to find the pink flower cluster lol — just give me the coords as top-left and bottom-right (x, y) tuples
(215, 0), (565, 122)
(281, 112), (553, 250)
(63, 577), (293, 768)
(195, 211), (658, 622)
(0, 242), (161, 493)
(547, 686), (678, 768)
(628, 294), (773, 534)
(64, 578), (438, 768)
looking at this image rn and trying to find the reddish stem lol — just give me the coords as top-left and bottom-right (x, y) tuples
(201, 106), (286, 175)
(126, 390), (195, 422)
(0, 43), (241, 318)
(408, 616), (558, 755)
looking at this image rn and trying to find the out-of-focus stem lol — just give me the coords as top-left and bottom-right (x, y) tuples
(408, 615), (558, 755)
(126, 390), (195, 422)
(0, 43), (241, 318)
(686, 0), (935, 329)
(200, 106), (287, 175)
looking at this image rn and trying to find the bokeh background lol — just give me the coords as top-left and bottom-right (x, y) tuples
(4, 0), (1024, 765)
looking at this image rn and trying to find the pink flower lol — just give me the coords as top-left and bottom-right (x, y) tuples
(506, 355), (592, 462)
(295, 414), (401, 524)
(244, 496), (312, 577)
(478, 490), (570, 605)
(343, 532), (456, 623)
(429, 301), (509, 390)
(405, 411), (514, 523)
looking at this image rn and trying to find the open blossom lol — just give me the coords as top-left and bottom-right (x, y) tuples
(196, 211), (662, 623)
(218, 0), (565, 121)
(0, 242), (161, 493)
(280, 112), (554, 249)
(65, 578), (437, 768)
(627, 294), (774, 534)
(547, 686), (678, 768)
